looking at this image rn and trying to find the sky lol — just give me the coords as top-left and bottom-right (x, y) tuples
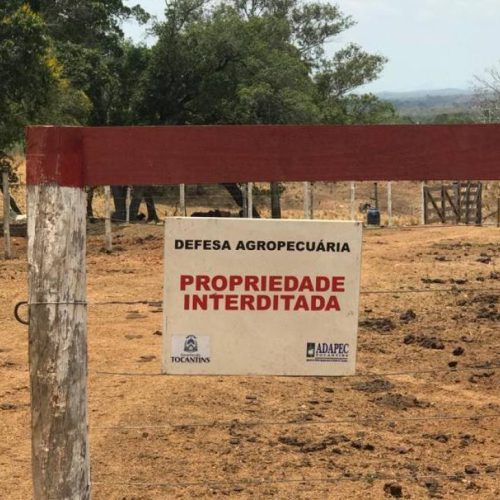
(124, 0), (500, 93)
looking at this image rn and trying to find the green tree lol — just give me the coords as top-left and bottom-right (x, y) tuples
(26, 0), (149, 48)
(473, 65), (500, 123)
(25, 0), (150, 125)
(0, 4), (57, 155)
(138, 0), (393, 215)
(431, 112), (476, 124)
(139, 0), (392, 125)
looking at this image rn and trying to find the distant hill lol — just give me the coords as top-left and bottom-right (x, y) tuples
(376, 88), (473, 100)
(376, 89), (476, 122)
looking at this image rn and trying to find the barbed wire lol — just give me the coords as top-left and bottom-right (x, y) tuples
(79, 287), (500, 304)
(92, 470), (498, 490)
(3, 202), (499, 227)
(91, 411), (500, 432)
(14, 290), (498, 327)
(93, 362), (499, 379)
(94, 217), (500, 229)
(82, 287), (500, 302)
(360, 287), (499, 294)
(13, 286), (499, 323)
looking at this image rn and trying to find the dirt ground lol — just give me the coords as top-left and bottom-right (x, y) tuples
(0, 224), (498, 499)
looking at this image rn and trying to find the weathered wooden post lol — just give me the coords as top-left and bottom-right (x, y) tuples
(26, 126), (90, 499)
(2, 170), (11, 259)
(125, 186), (131, 223)
(421, 181), (426, 225)
(179, 184), (186, 216)
(303, 181), (313, 219)
(247, 182), (253, 218)
(475, 182), (482, 226)
(350, 182), (356, 220)
(387, 181), (393, 226)
(242, 183), (248, 217)
(464, 182), (471, 225)
(104, 185), (112, 252)
(441, 183), (447, 224)
(497, 198), (500, 228)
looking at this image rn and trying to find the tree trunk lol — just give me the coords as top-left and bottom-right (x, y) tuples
(0, 177), (22, 215)
(86, 188), (94, 219)
(111, 185), (127, 222)
(221, 183), (260, 218)
(270, 182), (281, 219)
(144, 188), (159, 222)
(27, 185), (90, 500)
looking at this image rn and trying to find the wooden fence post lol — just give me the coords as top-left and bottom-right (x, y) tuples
(2, 170), (11, 259)
(464, 182), (471, 225)
(125, 186), (131, 223)
(441, 184), (446, 224)
(242, 183), (248, 217)
(27, 184), (90, 499)
(303, 181), (313, 219)
(476, 183), (483, 226)
(104, 186), (112, 252)
(387, 181), (392, 226)
(179, 184), (186, 216)
(497, 198), (500, 228)
(350, 182), (356, 220)
(421, 181), (426, 225)
(247, 182), (253, 218)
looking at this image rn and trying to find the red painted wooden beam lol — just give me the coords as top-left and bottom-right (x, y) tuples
(26, 124), (500, 186)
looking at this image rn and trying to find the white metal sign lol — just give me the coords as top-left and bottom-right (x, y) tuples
(163, 218), (362, 376)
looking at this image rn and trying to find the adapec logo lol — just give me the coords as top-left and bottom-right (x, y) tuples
(306, 342), (349, 363)
(171, 335), (210, 363)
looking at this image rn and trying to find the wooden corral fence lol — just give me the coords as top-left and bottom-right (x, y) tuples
(24, 124), (500, 499)
(423, 182), (483, 225)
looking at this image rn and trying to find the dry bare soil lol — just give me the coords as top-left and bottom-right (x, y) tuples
(0, 224), (499, 499)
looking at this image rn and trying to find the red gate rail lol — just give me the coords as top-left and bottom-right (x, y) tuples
(26, 124), (500, 186)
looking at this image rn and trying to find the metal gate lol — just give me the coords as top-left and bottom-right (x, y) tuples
(423, 182), (482, 225)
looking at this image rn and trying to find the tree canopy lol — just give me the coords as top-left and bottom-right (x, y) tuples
(1, 0), (395, 160)
(137, 0), (394, 125)
(473, 65), (500, 123)
(0, 4), (58, 155)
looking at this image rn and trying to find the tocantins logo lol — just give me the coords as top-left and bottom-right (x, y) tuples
(184, 335), (198, 353)
(171, 335), (210, 364)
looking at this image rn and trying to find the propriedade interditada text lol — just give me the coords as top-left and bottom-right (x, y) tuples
(174, 239), (354, 312)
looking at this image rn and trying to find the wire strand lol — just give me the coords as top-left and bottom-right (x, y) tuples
(91, 412), (500, 431)
(92, 362), (499, 378)
(92, 470), (498, 490)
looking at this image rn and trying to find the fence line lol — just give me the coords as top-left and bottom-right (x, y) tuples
(91, 412), (500, 432)
(79, 287), (495, 300)
(85, 213), (500, 228)
(12, 286), (500, 324)
(92, 470), (499, 491)
(93, 362), (499, 379)
(360, 287), (499, 294)
(5, 181), (495, 230)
